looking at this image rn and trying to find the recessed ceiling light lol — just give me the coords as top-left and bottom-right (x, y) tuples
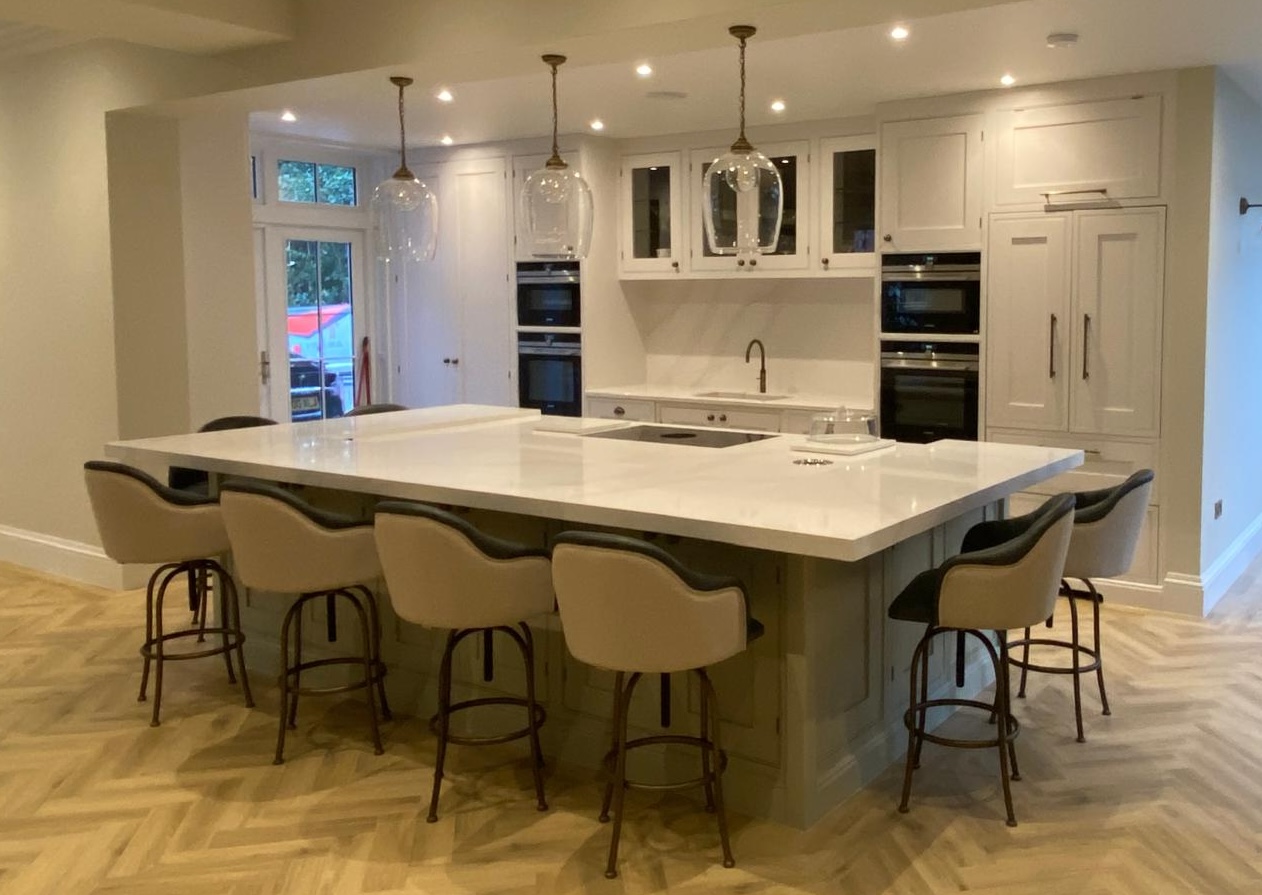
(770, 99), (786, 113)
(890, 25), (910, 41)
(1046, 32), (1079, 49)
(636, 63), (653, 77)
(590, 119), (605, 131)
(436, 89), (454, 103)
(440, 135), (454, 146)
(1000, 73), (1016, 87)
(280, 109), (297, 122)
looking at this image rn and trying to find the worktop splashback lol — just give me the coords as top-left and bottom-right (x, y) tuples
(622, 278), (875, 401)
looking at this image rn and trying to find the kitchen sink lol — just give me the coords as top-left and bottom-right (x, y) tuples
(695, 390), (789, 401)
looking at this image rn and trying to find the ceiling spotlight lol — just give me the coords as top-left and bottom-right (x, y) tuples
(636, 63), (653, 77)
(440, 135), (454, 146)
(436, 88), (454, 102)
(890, 25), (910, 41)
(590, 119), (605, 131)
(1046, 32), (1079, 49)
(770, 99), (786, 113)
(1000, 73), (1016, 87)
(280, 109), (297, 122)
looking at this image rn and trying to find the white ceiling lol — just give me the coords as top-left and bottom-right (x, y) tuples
(246, 0), (1262, 150)
(0, 19), (89, 59)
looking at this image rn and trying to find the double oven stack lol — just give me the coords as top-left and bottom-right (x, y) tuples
(879, 253), (981, 444)
(515, 262), (582, 417)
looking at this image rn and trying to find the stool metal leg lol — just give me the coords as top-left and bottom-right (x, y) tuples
(913, 635), (930, 769)
(1068, 594), (1085, 742)
(148, 567), (179, 727)
(518, 623), (548, 811)
(988, 631), (1017, 827)
(355, 585), (392, 722)
(274, 596), (305, 765)
(1017, 626), (1032, 698)
(218, 567), (253, 708)
(599, 671), (624, 824)
(342, 589), (384, 757)
(898, 627), (933, 814)
(1089, 580), (1112, 716)
(698, 668), (735, 869)
(138, 564), (166, 704)
(698, 671), (715, 813)
(287, 603), (304, 730)
(604, 671), (640, 879)
(212, 567), (236, 684)
(428, 629), (457, 822)
(1000, 634), (1020, 782)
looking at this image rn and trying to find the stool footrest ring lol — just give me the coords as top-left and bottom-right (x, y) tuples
(1007, 637), (1101, 675)
(281, 656), (385, 698)
(603, 733), (727, 793)
(903, 698), (1020, 750)
(140, 627), (245, 662)
(428, 696), (547, 747)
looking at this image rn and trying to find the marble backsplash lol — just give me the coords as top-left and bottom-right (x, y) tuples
(621, 277), (877, 403)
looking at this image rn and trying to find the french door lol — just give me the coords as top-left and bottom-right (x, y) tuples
(262, 227), (367, 422)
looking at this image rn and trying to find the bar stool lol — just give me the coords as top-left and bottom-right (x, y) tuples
(219, 480), (391, 764)
(551, 531), (763, 879)
(345, 403), (408, 417)
(962, 469), (1154, 741)
(83, 461), (253, 726)
(889, 493), (1074, 826)
(373, 502), (552, 821)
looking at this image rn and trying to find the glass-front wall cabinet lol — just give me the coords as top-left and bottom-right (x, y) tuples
(689, 141), (810, 272)
(620, 152), (682, 274)
(818, 135), (877, 273)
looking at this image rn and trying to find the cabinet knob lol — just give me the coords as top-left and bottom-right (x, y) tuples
(671, 261), (679, 270)
(613, 406), (626, 416)
(706, 413), (716, 422)
(821, 257), (829, 267)
(749, 259), (758, 267)
(883, 234), (893, 243)
(737, 259), (746, 267)
(450, 358), (459, 366)
(719, 413), (728, 423)
(442, 358), (451, 365)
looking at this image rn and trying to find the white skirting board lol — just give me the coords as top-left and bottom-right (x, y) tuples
(0, 523), (148, 590)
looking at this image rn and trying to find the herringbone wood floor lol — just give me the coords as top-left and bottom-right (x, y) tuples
(1, 558), (1261, 894)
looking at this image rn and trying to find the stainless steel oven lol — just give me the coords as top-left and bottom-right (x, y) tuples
(516, 261), (581, 328)
(881, 252), (981, 336)
(880, 341), (979, 443)
(518, 332), (582, 417)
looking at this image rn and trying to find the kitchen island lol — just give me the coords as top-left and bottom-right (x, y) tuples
(106, 405), (1080, 828)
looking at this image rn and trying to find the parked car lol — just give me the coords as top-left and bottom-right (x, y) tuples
(289, 359), (344, 421)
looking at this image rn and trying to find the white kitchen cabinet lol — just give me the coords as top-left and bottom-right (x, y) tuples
(510, 151), (580, 263)
(586, 396), (655, 421)
(986, 213), (1071, 431)
(619, 151), (683, 276)
(689, 141), (811, 274)
(658, 403), (781, 431)
(986, 207), (1164, 439)
(395, 157), (514, 409)
(879, 114), (984, 252)
(994, 96), (1162, 207)
(1069, 208), (1165, 438)
(817, 135), (877, 274)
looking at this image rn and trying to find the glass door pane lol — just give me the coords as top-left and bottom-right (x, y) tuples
(830, 148), (876, 254)
(765, 154), (798, 255)
(630, 166), (672, 259)
(285, 237), (354, 421)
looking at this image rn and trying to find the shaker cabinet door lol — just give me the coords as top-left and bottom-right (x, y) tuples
(879, 114), (984, 252)
(986, 213), (1071, 431)
(1069, 208), (1165, 437)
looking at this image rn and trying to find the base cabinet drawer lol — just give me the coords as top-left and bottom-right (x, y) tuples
(588, 397), (656, 421)
(1008, 493), (1158, 584)
(987, 429), (1160, 504)
(658, 403), (781, 431)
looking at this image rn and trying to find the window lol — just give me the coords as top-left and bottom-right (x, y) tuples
(277, 160), (357, 206)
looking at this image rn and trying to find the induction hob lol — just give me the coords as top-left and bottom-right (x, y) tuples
(585, 424), (777, 448)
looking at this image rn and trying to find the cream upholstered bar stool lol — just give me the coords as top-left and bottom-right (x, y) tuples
(373, 502), (552, 821)
(83, 461), (253, 726)
(962, 469), (1154, 742)
(219, 480), (392, 764)
(551, 531), (763, 879)
(889, 493), (1074, 827)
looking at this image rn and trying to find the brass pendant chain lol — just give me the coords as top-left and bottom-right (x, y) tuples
(542, 54), (568, 169)
(390, 75), (414, 179)
(738, 34), (747, 144)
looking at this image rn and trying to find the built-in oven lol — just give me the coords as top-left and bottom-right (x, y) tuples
(518, 332), (582, 417)
(516, 261), (581, 328)
(881, 252), (981, 336)
(880, 341), (979, 444)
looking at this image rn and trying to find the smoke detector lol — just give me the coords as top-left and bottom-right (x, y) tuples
(1046, 32), (1079, 49)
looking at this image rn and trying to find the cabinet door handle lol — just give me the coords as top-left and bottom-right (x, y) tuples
(450, 358), (459, 366)
(821, 257), (830, 267)
(671, 261), (679, 270)
(1082, 314), (1091, 380)
(737, 259), (746, 267)
(1049, 314), (1058, 378)
(442, 358), (451, 365)
(613, 406), (626, 416)
(883, 234), (893, 243)
(706, 413), (716, 422)
(719, 413), (728, 423)
(749, 258), (758, 267)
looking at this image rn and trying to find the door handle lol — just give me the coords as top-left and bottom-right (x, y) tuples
(1082, 314), (1091, 380)
(442, 358), (451, 365)
(450, 358), (459, 366)
(1048, 314), (1057, 378)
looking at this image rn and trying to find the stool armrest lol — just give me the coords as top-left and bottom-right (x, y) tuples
(375, 501), (548, 560)
(553, 531), (744, 597)
(1073, 469), (1155, 525)
(221, 479), (367, 530)
(85, 460), (216, 508)
(950, 494), (1075, 574)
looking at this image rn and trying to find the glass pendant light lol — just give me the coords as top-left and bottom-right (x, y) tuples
(702, 25), (783, 258)
(519, 54), (593, 260)
(371, 76), (438, 262)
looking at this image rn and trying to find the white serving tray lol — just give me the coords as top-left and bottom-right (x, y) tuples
(533, 417), (632, 435)
(791, 438), (897, 457)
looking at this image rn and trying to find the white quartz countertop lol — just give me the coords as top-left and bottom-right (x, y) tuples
(587, 385), (872, 413)
(107, 405), (1081, 563)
